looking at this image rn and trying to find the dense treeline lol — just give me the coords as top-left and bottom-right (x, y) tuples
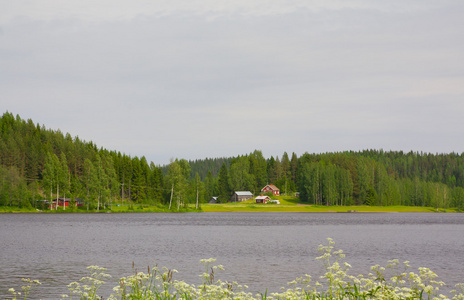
(297, 152), (464, 210)
(1, 112), (464, 210)
(0, 112), (165, 210)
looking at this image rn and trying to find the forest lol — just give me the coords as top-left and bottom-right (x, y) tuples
(1, 111), (463, 211)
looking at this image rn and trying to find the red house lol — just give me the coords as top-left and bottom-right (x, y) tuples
(255, 195), (271, 204)
(261, 184), (280, 196)
(49, 198), (84, 209)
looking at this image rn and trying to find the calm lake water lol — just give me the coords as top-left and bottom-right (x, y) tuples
(1, 212), (464, 299)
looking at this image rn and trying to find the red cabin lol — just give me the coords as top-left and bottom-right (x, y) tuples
(49, 198), (84, 209)
(255, 195), (271, 204)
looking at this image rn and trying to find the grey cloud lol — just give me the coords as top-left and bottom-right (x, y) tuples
(1, 2), (464, 164)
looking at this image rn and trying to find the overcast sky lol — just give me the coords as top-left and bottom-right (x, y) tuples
(1, 1), (464, 165)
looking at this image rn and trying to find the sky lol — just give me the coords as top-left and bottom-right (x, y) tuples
(1, 1), (464, 165)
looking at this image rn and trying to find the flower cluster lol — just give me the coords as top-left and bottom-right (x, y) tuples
(8, 278), (41, 300)
(63, 265), (111, 300)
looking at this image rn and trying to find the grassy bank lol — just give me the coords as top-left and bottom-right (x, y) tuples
(0, 206), (41, 213)
(201, 196), (456, 213)
(0, 205), (201, 213)
(201, 203), (443, 213)
(1, 195), (459, 213)
(0, 204), (456, 213)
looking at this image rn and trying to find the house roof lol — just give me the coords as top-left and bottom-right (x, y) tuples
(234, 191), (253, 196)
(52, 197), (72, 202)
(262, 184), (279, 191)
(256, 195), (270, 200)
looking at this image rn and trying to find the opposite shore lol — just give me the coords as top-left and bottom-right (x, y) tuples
(0, 202), (459, 214)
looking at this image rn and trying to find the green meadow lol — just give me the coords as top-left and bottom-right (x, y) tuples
(1, 195), (459, 213)
(201, 196), (455, 213)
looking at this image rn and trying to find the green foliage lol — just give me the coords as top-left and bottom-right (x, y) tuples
(2, 112), (464, 211)
(217, 163), (231, 203)
(0, 112), (166, 209)
(228, 156), (254, 193)
(166, 159), (191, 210)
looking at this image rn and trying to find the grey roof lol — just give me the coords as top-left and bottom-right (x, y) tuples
(234, 191), (253, 196)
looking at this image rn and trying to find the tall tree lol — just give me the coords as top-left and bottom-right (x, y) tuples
(102, 153), (119, 208)
(166, 159), (190, 210)
(94, 155), (107, 211)
(267, 156), (278, 184)
(204, 171), (216, 201)
(249, 150), (267, 193)
(59, 153), (70, 210)
(131, 157), (147, 203)
(193, 172), (204, 209)
(218, 163), (231, 203)
(42, 152), (55, 210)
(83, 158), (98, 210)
(229, 156), (253, 192)
(290, 152), (298, 185)
(148, 162), (164, 204)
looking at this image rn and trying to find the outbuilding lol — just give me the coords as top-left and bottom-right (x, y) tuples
(255, 195), (271, 204)
(230, 191), (253, 202)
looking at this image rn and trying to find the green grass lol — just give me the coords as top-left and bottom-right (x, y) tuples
(201, 203), (441, 213)
(1, 195), (459, 213)
(109, 204), (200, 213)
(0, 204), (201, 213)
(0, 206), (40, 213)
(201, 196), (454, 213)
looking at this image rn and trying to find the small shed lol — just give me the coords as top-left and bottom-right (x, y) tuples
(255, 195), (271, 204)
(75, 198), (85, 207)
(209, 197), (219, 203)
(230, 191), (253, 202)
(261, 184), (280, 196)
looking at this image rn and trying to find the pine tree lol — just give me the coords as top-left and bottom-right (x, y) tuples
(204, 171), (215, 201)
(42, 152), (55, 210)
(218, 163), (230, 203)
(83, 158), (98, 210)
(59, 153), (70, 210)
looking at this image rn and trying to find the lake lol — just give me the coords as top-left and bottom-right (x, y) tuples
(1, 212), (463, 299)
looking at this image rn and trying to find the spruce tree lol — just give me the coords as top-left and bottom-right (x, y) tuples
(218, 163), (230, 203)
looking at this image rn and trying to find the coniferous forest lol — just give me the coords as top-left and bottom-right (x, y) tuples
(1, 111), (464, 211)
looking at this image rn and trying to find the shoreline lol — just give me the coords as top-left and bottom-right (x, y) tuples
(0, 204), (457, 214)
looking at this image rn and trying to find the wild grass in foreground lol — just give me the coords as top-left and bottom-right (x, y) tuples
(8, 239), (464, 300)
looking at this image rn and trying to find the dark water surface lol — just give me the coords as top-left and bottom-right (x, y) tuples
(1, 212), (463, 298)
